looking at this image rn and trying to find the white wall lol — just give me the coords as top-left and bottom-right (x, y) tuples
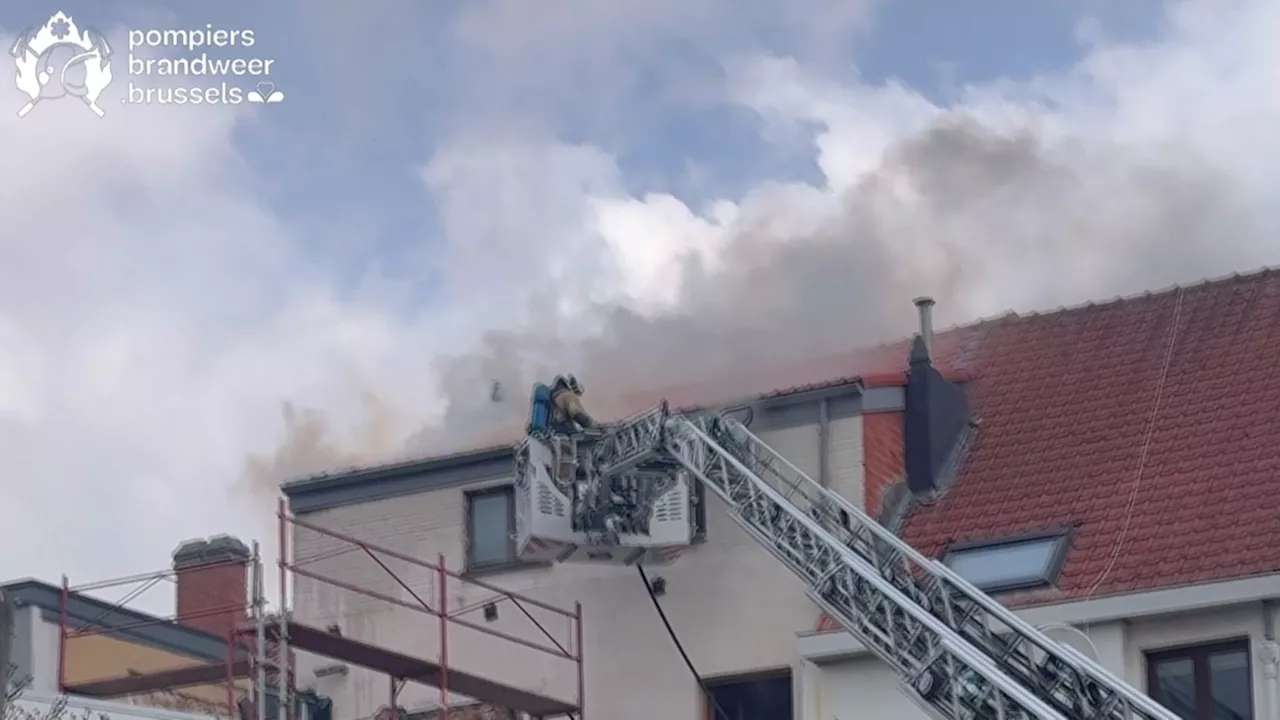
(26, 607), (61, 696)
(754, 416), (865, 505)
(804, 602), (1276, 720)
(826, 416), (865, 506)
(292, 415), (867, 720)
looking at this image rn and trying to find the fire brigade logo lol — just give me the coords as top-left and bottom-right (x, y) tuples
(10, 11), (114, 118)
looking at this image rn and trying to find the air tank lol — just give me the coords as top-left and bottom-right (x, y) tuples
(528, 382), (552, 433)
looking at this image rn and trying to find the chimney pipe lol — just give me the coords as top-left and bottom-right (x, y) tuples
(913, 296), (936, 361)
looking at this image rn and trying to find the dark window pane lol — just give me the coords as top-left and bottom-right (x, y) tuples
(1153, 656), (1198, 720)
(1209, 649), (1252, 720)
(470, 492), (511, 566)
(708, 677), (791, 720)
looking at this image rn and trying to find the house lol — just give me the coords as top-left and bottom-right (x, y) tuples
(802, 268), (1280, 720)
(281, 267), (1280, 720)
(1, 536), (255, 719)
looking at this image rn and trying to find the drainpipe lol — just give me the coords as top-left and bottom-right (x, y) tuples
(817, 398), (830, 488)
(1262, 600), (1279, 720)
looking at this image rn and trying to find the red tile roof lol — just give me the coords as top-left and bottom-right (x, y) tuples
(900, 268), (1280, 605)
(620, 327), (983, 412)
(473, 328), (983, 451)
(459, 267), (1280, 619)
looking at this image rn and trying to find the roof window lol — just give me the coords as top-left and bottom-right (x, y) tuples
(943, 531), (1070, 594)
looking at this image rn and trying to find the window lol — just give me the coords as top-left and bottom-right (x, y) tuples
(943, 531), (1069, 593)
(1147, 639), (1253, 720)
(465, 486), (516, 571)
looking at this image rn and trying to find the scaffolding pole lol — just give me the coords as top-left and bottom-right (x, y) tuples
(278, 508), (292, 720)
(438, 553), (449, 720)
(253, 540), (267, 720)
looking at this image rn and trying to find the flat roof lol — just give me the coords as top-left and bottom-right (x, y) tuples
(281, 381), (893, 514)
(3, 579), (244, 664)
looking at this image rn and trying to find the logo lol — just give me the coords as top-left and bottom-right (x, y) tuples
(246, 81), (283, 104)
(10, 11), (113, 118)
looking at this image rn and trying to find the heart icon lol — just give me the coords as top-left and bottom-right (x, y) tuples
(256, 82), (274, 98)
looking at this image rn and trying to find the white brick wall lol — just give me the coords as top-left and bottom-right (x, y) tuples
(826, 416), (865, 507)
(754, 415), (864, 506)
(292, 415), (868, 720)
(756, 425), (820, 482)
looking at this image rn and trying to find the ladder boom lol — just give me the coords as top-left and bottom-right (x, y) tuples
(583, 404), (1179, 720)
(718, 419), (1179, 720)
(657, 413), (1065, 719)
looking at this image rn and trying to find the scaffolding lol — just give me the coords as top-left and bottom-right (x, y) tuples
(55, 555), (254, 715)
(55, 500), (585, 720)
(274, 498), (585, 719)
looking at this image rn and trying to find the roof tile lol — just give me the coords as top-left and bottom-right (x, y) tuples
(900, 267), (1280, 604)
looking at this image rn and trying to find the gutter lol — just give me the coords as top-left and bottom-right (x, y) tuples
(281, 444), (513, 495)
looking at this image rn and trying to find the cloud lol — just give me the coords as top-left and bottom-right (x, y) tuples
(3, 0), (1278, 603)
(388, 0), (1276, 455)
(0, 24), (445, 596)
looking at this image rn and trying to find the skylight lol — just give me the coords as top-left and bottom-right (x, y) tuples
(944, 532), (1069, 593)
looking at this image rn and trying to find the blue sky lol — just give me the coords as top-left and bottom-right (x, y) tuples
(5, 0), (1166, 286)
(0, 0), (1276, 608)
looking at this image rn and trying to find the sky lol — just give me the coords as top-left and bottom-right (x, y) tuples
(0, 0), (1276, 615)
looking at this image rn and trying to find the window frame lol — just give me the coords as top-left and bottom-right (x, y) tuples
(942, 529), (1072, 594)
(463, 485), (519, 572)
(1145, 638), (1254, 720)
(702, 668), (792, 720)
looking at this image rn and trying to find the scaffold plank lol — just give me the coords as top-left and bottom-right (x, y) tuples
(267, 622), (578, 717)
(64, 659), (252, 697)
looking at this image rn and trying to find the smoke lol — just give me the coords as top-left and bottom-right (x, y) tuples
(240, 116), (1261, 497)
(239, 2), (1279, 499)
(237, 393), (407, 506)
(409, 116), (1250, 444)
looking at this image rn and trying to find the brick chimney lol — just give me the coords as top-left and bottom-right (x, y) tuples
(173, 535), (250, 638)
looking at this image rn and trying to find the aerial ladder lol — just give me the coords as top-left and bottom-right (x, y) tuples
(586, 402), (1181, 720)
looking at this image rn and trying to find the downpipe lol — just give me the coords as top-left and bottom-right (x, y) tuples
(1262, 600), (1280, 720)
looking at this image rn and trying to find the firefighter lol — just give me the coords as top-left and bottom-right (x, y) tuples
(549, 374), (594, 432)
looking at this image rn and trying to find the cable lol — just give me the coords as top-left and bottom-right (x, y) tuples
(1085, 286), (1186, 599)
(1035, 623), (1101, 662)
(637, 564), (731, 720)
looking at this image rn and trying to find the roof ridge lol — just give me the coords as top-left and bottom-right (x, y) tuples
(836, 265), (1279, 343)
(971, 264), (1279, 325)
(285, 264), (1280, 492)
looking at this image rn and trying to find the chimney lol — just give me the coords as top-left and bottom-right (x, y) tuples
(903, 299), (971, 496)
(913, 296), (935, 361)
(173, 535), (250, 638)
